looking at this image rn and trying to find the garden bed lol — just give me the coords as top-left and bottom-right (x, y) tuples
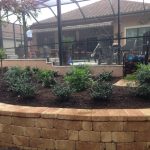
(0, 75), (149, 109)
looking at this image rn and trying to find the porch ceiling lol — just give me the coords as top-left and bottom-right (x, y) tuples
(33, 21), (113, 32)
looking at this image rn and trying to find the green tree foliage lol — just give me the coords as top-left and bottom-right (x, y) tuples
(0, 48), (6, 73)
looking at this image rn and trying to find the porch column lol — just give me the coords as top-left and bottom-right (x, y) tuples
(57, 0), (63, 66)
(117, 0), (121, 64)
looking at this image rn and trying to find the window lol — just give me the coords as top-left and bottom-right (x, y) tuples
(126, 26), (150, 51)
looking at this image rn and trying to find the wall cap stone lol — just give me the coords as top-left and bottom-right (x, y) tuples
(0, 102), (149, 121)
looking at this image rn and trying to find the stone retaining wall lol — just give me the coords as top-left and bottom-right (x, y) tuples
(0, 103), (149, 150)
(3, 59), (123, 77)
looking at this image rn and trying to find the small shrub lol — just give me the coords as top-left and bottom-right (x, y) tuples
(0, 48), (6, 73)
(23, 66), (32, 76)
(52, 83), (74, 101)
(32, 67), (40, 74)
(133, 64), (150, 99)
(125, 73), (137, 81)
(65, 65), (91, 91)
(37, 70), (56, 87)
(90, 81), (113, 100)
(136, 83), (150, 99)
(136, 64), (150, 84)
(98, 71), (113, 81)
(10, 75), (36, 99)
(5, 67), (36, 99)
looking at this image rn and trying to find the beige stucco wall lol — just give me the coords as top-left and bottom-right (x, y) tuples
(113, 13), (150, 46)
(3, 59), (123, 77)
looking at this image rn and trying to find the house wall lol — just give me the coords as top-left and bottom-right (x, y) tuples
(113, 14), (150, 46)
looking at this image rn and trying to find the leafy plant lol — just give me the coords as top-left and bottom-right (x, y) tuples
(124, 73), (137, 81)
(90, 81), (113, 100)
(136, 64), (150, 84)
(37, 70), (56, 87)
(10, 75), (36, 99)
(32, 67), (40, 74)
(136, 83), (150, 99)
(65, 65), (91, 91)
(98, 71), (113, 81)
(133, 64), (150, 99)
(52, 83), (74, 101)
(5, 67), (36, 99)
(0, 48), (6, 73)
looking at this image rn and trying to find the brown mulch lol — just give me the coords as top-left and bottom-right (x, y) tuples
(0, 75), (149, 109)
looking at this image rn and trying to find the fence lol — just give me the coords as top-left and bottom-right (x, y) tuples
(4, 35), (150, 66)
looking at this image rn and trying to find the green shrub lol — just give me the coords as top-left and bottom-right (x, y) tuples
(136, 64), (150, 84)
(90, 81), (113, 100)
(23, 66), (33, 76)
(10, 75), (36, 99)
(124, 73), (137, 81)
(5, 67), (36, 99)
(65, 65), (91, 91)
(32, 67), (40, 74)
(136, 83), (150, 99)
(98, 71), (113, 81)
(0, 48), (6, 73)
(52, 83), (74, 101)
(37, 70), (56, 87)
(136, 64), (150, 99)
(5, 67), (23, 80)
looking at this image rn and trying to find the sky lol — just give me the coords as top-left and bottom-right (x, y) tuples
(5, 0), (150, 26)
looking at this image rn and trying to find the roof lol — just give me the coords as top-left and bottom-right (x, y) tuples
(36, 0), (150, 25)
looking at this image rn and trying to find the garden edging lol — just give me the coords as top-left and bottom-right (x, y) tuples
(0, 102), (150, 150)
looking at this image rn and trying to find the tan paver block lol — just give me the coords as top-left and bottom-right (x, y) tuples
(0, 124), (12, 133)
(117, 142), (147, 150)
(124, 122), (150, 131)
(35, 118), (53, 128)
(135, 131), (150, 142)
(68, 130), (78, 141)
(0, 116), (12, 124)
(54, 119), (82, 130)
(82, 121), (92, 131)
(140, 109), (150, 121)
(101, 132), (112, 142)
(92, 109), (110, 121)
(0, 142), (15, 149)
(105, 143), (116, 150)
(18, 146), (38, 150)
(11, 107), (46, 118)
(41, 128), (68, 140)
(11, 125), (25, 136)
(41, 108), (62, 119)
(30, 138), (54, 149)
(24, 127), (41, 138)
(0, 133), (12, 144)
(0, 103), (19, 116)
(12, 117), (35, 127)
(55, 140), (75, 150)
(93, 122), (124, 131)
(76, 141), (102, 150)
(108, 109), (128, 121)
(125, 109), (147, 121)
(57, 109), (92, 121)
(79, 130), (100, 142)
(112, 132), (134, 142)
(12, 135), (29, 147)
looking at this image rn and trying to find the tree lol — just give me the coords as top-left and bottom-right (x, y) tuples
(0, 0), (39, 21)
(0, 48), (6, 73)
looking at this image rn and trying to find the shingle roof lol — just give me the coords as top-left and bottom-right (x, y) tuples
(37, 0), (150, 25)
